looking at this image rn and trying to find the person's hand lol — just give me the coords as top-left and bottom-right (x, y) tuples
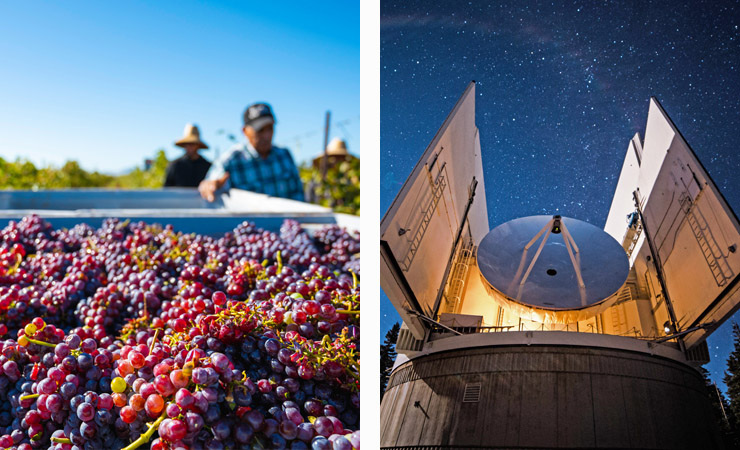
(198, 172), (230, 202)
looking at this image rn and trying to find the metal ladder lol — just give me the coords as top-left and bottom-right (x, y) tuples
(400, 174), (447, 271)
(610, 303), (621, 332)
(687, 207), (733, 287)
(442, 241), (474, 314)
(609, 285), (633, 332)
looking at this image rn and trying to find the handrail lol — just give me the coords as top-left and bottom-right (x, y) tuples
(429, 324), (514, 335)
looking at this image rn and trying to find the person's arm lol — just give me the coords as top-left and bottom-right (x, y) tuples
(198, 155), (230, 202)
(198, 173), (230, 202)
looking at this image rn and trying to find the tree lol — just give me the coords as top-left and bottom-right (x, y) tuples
(723, 321), (740, 447)
(726, 323), (740, 419)
(702, 366), (737, 447)
(380, 322), (400, 401)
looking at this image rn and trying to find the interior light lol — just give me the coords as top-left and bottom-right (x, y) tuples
(663, 320), (676, 335)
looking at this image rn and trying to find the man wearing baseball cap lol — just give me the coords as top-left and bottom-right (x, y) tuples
(198, 102), (304, 202)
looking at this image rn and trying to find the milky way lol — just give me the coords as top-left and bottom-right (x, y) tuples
(380, 1), (740, 390)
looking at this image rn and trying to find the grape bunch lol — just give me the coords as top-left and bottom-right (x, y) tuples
(0, 216), (360, 450)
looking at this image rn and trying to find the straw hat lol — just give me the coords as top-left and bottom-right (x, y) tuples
(326, 138), (349, 156)
(313, 138), (355, 169)
(175, 124), (209, 150)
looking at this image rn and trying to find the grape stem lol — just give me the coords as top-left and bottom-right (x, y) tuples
(26, 337), (56, 348)
(86, 237), (99, 253)
(350, 269), (357, 289)
(50, 437), (72, 444)
(19, 394), (40, 401)
(8, 253), (22, 274)
(149, 329), (159, 353)
(335, 310), (360, 314)
(120, 411), (166, 450)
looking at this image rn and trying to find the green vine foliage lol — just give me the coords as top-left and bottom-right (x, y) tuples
(0, 150), (169, 190)
(300, 157), (360, 216)
(107, 150), (170, 188)
(0, 158), (114, 189)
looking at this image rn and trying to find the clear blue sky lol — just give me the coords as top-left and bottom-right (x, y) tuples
(0, 1), (359, 173)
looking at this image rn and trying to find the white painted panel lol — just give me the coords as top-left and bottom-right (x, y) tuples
(381, 82), (489, 338)
(605, 138), (642, 243)
(637, 99), (675, 201)
(638, 99), (740, 349)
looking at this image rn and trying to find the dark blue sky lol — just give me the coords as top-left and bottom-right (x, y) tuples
(380, 1), (740, 390)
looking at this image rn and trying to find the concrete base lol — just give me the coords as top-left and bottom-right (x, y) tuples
(380, 335), (723, 449)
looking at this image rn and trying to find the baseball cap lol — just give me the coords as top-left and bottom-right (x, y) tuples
(243, 103), (275, 131)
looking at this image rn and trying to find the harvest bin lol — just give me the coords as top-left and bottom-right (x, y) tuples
(0, 188), (359, 234)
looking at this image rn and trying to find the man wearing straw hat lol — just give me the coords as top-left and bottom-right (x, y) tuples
(164, 124), (211, 187)
(198, 102), (304, 202)
(312, 137), (356, 171)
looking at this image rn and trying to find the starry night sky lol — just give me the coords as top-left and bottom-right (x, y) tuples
(380, 1), (740, 390)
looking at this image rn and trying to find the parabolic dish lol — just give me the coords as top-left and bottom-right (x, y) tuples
(477, 215), (629, 311)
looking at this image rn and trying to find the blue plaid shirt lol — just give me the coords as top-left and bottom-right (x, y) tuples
(206, 143), (304, 201)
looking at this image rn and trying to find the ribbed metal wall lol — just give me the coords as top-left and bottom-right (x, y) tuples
(380, 345), (723, 449)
